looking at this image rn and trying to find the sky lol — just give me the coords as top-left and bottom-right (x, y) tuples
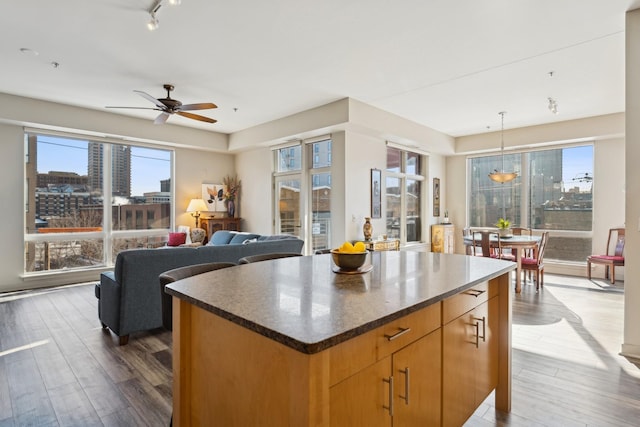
(36, 135), (171, 197)
(561, 145), (594, 192)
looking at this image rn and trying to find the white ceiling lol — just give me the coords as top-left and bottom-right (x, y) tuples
(1, 0), (639, 137)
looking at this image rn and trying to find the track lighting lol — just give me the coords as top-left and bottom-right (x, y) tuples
(548, 97), (558, 114)
(146, 0), (180, 31)
(147, 13), (159, 31)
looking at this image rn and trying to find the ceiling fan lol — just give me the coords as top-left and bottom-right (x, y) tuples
(107, 84), (217, 124)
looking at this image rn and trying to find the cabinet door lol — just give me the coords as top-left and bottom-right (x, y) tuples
(442, 309), (477, 427)
(330, 357), (391, 427)
(393, 329), (442, 426)
(431, 225), (444, 252)
(442, 298), (499, 427)
(475, 296), (499, 405)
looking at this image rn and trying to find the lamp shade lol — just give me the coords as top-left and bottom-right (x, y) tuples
(488, 171), (518, 183)
(186, 198), (208, 213)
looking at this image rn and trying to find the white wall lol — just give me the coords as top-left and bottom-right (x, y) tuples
(235, 146), (275, 234)
(623, 8), (640, 359)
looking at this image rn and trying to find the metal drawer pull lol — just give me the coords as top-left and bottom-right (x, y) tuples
(400, 367), (410, 404)
(383, 376), (394, 416)
(473, 316), (486, 347)
(384, 327), (411, 341)
(464, 289), (486, 298)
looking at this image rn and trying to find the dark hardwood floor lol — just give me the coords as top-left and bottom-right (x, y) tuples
(0, 274), (638, 426)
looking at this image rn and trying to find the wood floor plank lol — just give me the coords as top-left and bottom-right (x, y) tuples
(0, 275), (638, 426)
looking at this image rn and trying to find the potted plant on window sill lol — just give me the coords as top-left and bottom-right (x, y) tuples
(495, 218), (512, 238)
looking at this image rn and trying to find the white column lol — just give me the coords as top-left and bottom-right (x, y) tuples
(622, 8), (640, 359)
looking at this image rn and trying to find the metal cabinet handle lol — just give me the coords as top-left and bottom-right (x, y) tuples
(464, 289), (486, 298)
(399, 367), (410, 405)
(473, 316), (486, 347)
(384, 327), (411, 341)
(383, 376), (394, 416)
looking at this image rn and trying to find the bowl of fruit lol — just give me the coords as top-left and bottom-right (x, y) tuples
(331, 241), (368, 271)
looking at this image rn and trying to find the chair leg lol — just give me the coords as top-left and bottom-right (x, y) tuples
(611, 266), (615, 284)
(587, 261), (591, 280)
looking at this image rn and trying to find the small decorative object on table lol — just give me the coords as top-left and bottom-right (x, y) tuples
(442, 210), (450, 224)
(222, 175), (241, 218)
(363, 217), (373, 241)
(495, 218), (512, 237)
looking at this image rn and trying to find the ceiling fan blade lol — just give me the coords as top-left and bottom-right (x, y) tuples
(105, 106), (162, 110)
(154, 112), (171, 125)
(177, 111), (217, 123)
(178, 102), (218, 111)
(134, 90), (167, 109)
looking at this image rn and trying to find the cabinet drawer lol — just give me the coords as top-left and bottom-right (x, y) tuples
(377, 303), (441, 360)
(442, 281), (498, 324)
(329, 303), (441, 386)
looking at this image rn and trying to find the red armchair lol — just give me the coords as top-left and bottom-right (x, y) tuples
(587, 228), (625, 284)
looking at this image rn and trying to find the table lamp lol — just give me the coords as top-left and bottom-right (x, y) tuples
(186, 198), (208, 228)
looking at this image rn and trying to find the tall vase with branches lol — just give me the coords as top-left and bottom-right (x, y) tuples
(223, 175), (241, 218)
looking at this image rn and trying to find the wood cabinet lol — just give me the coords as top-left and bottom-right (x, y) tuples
(200, 217), (241, 242)
(329, 307), (442, 426)
(431, 224), (455, 253)
(171, 269), (512, 427)
(442, 282), (499, 427)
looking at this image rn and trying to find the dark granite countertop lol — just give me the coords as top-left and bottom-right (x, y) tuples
(166, 251), (515, 354)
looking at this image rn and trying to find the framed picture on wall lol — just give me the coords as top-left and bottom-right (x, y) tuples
(202, 183), (227, 212)
(433, 177), (440, 217)
(371, 168), (382, 219)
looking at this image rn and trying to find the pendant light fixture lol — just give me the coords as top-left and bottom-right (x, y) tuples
(488, 111), (518, 183)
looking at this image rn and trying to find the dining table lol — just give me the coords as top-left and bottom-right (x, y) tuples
(464, 232), (541, 293)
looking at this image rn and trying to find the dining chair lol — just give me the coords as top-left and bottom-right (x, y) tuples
(521, 231), (549, 291)
(587, 227), (625, 284)
(510, 226), (533, 266)
(462, 227), (474, 255)
(471, 230), (509, 259)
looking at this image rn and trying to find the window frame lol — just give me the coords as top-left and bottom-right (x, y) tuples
(385, 145), (426, 245)
(466, 142), (594, 263)
(24, 130), (174, 275)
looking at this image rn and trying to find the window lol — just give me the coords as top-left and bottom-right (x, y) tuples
(468, 145), (593, 262)
(385, 146), (424, 244)
(273, 138), (332, 254)
(25, 133), (173, 273)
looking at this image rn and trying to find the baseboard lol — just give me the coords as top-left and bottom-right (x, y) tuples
(620, 343), (640, 361)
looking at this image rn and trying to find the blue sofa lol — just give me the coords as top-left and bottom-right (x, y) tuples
(95, 231), (304, 344)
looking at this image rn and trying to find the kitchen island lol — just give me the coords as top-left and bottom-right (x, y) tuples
(166, 251), (515, 426)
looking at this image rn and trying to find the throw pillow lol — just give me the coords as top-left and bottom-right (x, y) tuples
(168, 232), (187, 246)
(208, 230), (237, 245)
(230, 232), (261, 245)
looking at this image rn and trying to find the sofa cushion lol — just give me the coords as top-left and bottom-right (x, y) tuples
(229, 232), (261, 245)
(168, 232), (187, 246)
(209, 230), (236, 245)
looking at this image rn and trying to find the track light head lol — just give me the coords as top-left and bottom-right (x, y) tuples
(147, 13), (159, 31)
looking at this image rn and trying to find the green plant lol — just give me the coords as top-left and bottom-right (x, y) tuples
(495, 218), (511, 229)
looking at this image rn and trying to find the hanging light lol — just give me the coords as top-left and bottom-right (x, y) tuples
(488, 111), (518, 183)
